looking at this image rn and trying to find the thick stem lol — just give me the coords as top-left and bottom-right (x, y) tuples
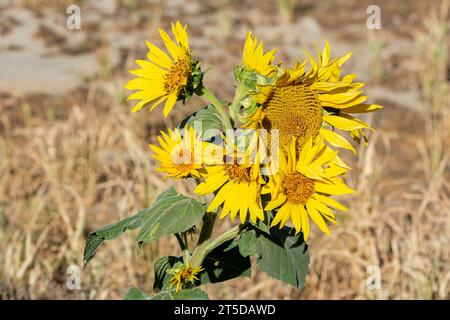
(182, 249), (190, 265)
(190, 224), (241, 267)
(201, 87), (233, 129)
(197, 211), (217, 246)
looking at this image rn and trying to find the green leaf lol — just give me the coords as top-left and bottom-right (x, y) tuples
(239, 227), (310, 289)
(153, 256), (182, 291)
(136, 189), (205, 245)
(238, 230), (258, 257)
(124, 287), (151, 300)
(200, 239), (251, 284)
(181, 104), (225, 140)
(150, 288), (209, 300)
(83, 188), (205, 267)
(83, 209), (147, 267)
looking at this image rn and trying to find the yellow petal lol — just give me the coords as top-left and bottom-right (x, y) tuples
(312, 194), (348, 212)
(148, 96), (169, 112)
(338, 51), (352, 67)
(163, 93), (178, 117)
(308, 198), (336, 223)
(299, 205), (310, 240)
(229, 185), (242, 221)
(343, 103), (384, 113)
(265, 193), (287, 211)
(159, 27), (182, 60)
(318, 92), (367, 109)
(306, 202), (330, 235)
(315, 179), (355, 195)
(239, 184), (249, 224)
(279, 203), (292, 228)
(298, 136), (314, 164)
(323, 115), (369, 131)
(291, 205), (302, 234)
(320, 128), (356, 154)
(194, 170), (228, 195)
(321, 40), (330, 66)
(324, 165), (348, 177)
(313, 143), (338, 167)
(207, 182), (232, 212)
(146, 40), (173, 69)
(271, 203), (289, 228)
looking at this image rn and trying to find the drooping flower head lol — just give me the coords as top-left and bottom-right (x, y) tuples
(237, 41), (383, 153)
(263, 137), (354, 239)
(125, 21), (203, 116)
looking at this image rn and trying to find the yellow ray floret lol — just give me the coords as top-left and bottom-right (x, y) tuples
(125, 21), (192, 116)
(263, 137), (354, 240)
(243, 31), (277, 77)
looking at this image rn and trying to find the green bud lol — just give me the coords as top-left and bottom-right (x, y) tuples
(179, 60), (204, 103)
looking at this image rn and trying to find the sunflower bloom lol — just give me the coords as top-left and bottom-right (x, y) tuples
(125, 21), (202, 116)
(168, 262), (204, 292)
(241, 41), (383, 152)
(263, 137), (354, 239)
(150, 127), (220, 179)
(194, 150), (265, 224)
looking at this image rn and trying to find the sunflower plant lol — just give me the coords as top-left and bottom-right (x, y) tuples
(83, 22), (382, 300)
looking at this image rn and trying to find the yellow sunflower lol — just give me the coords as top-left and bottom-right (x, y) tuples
(263, 137), (354, 240)
(168, 262), (204, 292)
(125, 21), (200, 116)
(194, 148), (265, 224)
(150, 127), (221, 179)
(241, 41), (383, 153)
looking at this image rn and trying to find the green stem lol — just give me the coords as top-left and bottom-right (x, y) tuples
(201, 86), (232, 129)
(174, 233), (186, 251)
(176, 233), (192, 265)
(182, 249), (190, 265)
(190, 224), (241, 267)
(197, 211), (217, 246)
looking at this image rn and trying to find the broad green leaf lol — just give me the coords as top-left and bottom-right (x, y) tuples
(238, 227), (310, 289)
(124, 287), (151, 300)
(238, 230), (258, 257)
(181, 104), (225, 140)
(137, 189), (205, 245)
(200, 239), (251, 284)
(153, 256), (182, 291)
(150, 288), (209, 300)
(83, 188), (205, 266)
(83, 209), (147, 267)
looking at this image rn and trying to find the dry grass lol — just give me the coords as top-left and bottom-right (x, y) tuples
(0, 0), (449, 300)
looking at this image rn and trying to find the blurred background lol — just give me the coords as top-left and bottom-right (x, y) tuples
(0, 0), (449, 299)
